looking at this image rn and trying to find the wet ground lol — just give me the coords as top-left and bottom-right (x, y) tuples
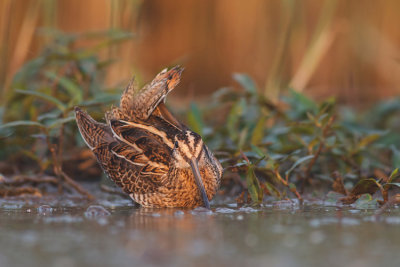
(1, 189), (400, 267)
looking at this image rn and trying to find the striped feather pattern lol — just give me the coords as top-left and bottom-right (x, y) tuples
(75, 66), (222, 208)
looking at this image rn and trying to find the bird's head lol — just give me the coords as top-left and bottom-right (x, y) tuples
(173, 131), (209, 209)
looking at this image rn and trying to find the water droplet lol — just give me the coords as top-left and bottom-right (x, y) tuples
(341, 218), (360, 226)
(174, 210), (185, 217)
(84, 205), (110, 218)
(37, 205), (53, 215)
(348, 209), (361, 214)
(385, 216), (400, 224)
(191, 207), (213, 215)
(215, 208), (237, 213)
(238, 207), (259, 213)
(2, 204), (22, 210)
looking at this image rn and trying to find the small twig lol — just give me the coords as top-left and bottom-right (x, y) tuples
(44, 128), (94, 200)
(45, 130), (61, 176)
(0, 175), (58, 186)
(0, 187), (42, 197)
(60, 171), (94, 200)
(274, 169), (303, 202)
(304, 142), (324, 178)
(100, 184), (127, 197)
(57, 118), (65, 167)
(331, 172), (348, 196)
(301, 116), (335, 192)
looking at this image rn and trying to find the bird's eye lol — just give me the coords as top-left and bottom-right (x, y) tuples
(174, 141), (178, 149)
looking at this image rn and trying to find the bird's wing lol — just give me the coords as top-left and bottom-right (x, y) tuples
(75, 107), (172, 194)
(118, 66), (184, 121)
(108, 119), (173, 177)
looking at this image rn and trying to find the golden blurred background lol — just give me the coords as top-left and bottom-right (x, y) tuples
(1, 0), (400, 105)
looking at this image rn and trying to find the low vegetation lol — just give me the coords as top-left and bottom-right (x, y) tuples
(1, 31), (400, 208)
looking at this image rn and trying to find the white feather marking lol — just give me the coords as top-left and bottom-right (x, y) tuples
(108, 120), (144, 152)
(140, 171), (164, 176)
(110, 150), (146, 166)
(75, 113), (94, 150)
(120, 120), (174, 148)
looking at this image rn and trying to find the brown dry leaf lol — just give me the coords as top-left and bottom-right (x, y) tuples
(373, 169), (389, 183)
(0, 187), (42, 197)
(339, 178), (380, 204)
(236, 191), (245, 204)
(235, 191), (251, 204)
(332, 175), (347, 195)
(260, 183), (271, 196)
(350, 178), (380, 196)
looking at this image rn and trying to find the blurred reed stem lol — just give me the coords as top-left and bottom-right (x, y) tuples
(0, 0), (12, 100)
(3, 0), (41, 102)
(290, 0), (337, 92)
(263, 0), (297, 102)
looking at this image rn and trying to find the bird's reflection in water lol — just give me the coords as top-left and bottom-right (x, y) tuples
(121, 208), (222, 265)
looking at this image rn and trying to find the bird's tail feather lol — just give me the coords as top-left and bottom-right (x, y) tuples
(75, 107), (113, 149)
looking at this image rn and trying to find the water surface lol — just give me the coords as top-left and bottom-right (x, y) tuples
(0, 192), (399, 267)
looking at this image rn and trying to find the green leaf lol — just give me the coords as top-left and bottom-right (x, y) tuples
(79, 93), (120, 106)
(287, 89), (318, 114)
(388, 168), (399, 183)
(233, 73), (257, 94)
(325, 191), (343, 203)
(44, 71), (83, 105)
(15, 89), (66, 111)
(354, 194), (378, 209)
(384, 183), (400, 190)
(264, 181), (281, 198)
(0, 106), (4, 124)
(285, 155), (314, 177)
(0, 120), (45, 129)
(186, 103), (204, 136)
(37, 109), (63, 121)
(238, 127), (249, 150)
(251, 117), (266, 145)
(318, 97), (336, 116)
(358, 134), (381, 149)
(227, 99), (244, 141)
(250, 144), (265, 158)
(350, 178), (381, 196)
(391, 145), (400, 169)
(47, 116), (75, 129)
(246, 165), (263, 204)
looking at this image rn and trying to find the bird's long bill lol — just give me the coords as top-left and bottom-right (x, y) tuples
(189, 157), (211, 209)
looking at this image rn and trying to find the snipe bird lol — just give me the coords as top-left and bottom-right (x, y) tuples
(75, 66), (222, 208)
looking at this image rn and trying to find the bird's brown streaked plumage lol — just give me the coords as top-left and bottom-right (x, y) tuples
(75, 66), (222, 208)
